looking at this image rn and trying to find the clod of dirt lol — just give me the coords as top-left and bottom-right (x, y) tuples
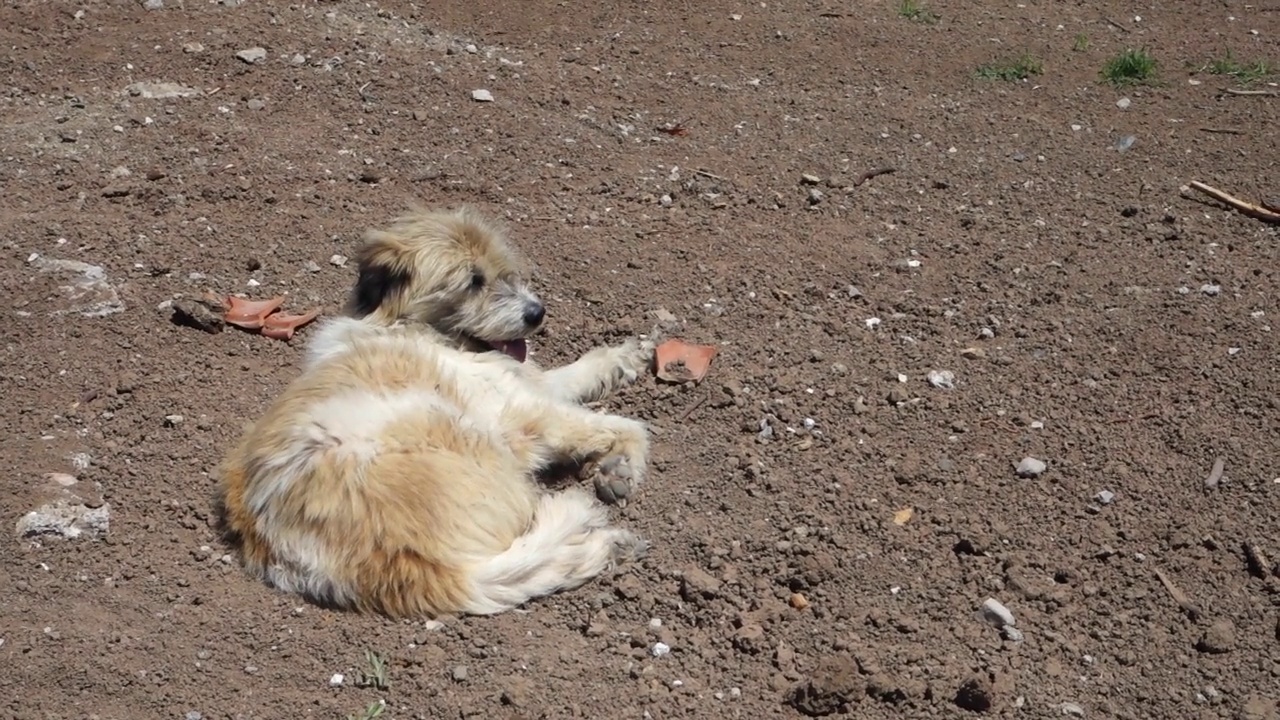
(954, 673), (995, 712)
(236, 47), (267, 64)
(787, 655), (864, 716)
(1240, 695), (1278, 720)
(893, 507), (914, 526)
(679, 566), (721, 601)
(1016, 457), (1047, 478)
(171, 297), (225, 334)
(1196, 619), (1236, 654)
(655, 339), (718, 383)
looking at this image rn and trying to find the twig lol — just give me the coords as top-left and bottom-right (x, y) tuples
(1101, 16), (1130, 33)
(1198, 127), (1244, 135)
(1224, 88), (1279, 96)
(850, 166), (897, 187)
(1153, 567), (1201, 620)
(1243, 543), (1276, 579)
(677, 394), (708, 422)
(1204, 457), (1226, 490)
(359, 81), (374, 100)
(694, 169), (729, 182)
(1187, 181), (1280, 224)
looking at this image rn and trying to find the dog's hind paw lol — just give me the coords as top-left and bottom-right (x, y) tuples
(593, 454), (642, 505)
(613, 337), (656, 386)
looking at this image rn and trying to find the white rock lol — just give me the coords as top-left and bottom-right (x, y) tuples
(1016, 457), (1047, 478)
(329, 673), (345, 687)
(329, 254), (348, 267)
(236, 47), (268, 64)
(927, 369), (956, 389)
(471, 89), (494, 102)
(864, 317), (881, 329)
(1116, 97), (1131, 109)
(15, 473), (110, 541)
(650, 642), (671, 657)
(979, 597), (1016, 628)
(1095, 490), (1115, 505)
(126, 81), (201, 99)
(28, 256), (125, 317)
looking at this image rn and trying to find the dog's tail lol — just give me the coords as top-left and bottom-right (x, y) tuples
(464, 487), (647, 615)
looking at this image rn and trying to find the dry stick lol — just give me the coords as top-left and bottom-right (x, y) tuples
(1225, 88), (1279, 96)
(1204, 457), (1226, 490)
(1153, 567), (1202, 620)
(694, 169), (729, 182)
(851, 166), (897, 187)
(677, 394), (708, 422)
(1188, 181), (1280, 225)
(1198, 127), (1244, 135)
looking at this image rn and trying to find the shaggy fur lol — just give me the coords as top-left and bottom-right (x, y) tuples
(216, 205), (654, 618)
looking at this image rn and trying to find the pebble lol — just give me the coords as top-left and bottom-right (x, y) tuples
(1114, 135), (1136, 152)
(164, 414), (184, 427)
(1200, 283), (1221, 296)
(1095, 490), (1115, 505)
(451, 665), (469, 682)
(304, 260), (321, 273)
(650, 642), (671, 657)
(1016, 457), (1047, 478)
(927, 369), (956, 390)
(143, 0), (164, 8)
(329, 673), (344, 687)
(800, 173), (822, 185)
(886, 387), (909, 405)
(182, 42), (204, 53)
(236, 47), (267, 64)
(329, 254), (348, 267)
(979, 597), (1017, 628)
(1196, 619), (1236, 654)
(1060, 702), (1085, 717)
(807, 188), (824, 205)
(184, 713), (202, 720)
(1116, 97), (1131, 109)
(471, 89), (494, 102)
(246, 99), (265, 111)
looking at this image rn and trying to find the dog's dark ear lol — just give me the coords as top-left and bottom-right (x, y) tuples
(347, 231), (412, 318)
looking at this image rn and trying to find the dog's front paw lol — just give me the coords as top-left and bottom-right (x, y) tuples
(593, 454), (643, 505)
(614, 337), (656, 386)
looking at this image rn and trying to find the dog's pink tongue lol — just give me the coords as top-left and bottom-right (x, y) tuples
(490, 339), (528, 363)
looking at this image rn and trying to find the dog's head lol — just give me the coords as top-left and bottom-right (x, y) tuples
(345, 205), (545, 361)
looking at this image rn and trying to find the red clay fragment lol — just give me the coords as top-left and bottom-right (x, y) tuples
(260, 308), (321, 341)
(655, 339), (718, 383)
(223, 296), (286, 330)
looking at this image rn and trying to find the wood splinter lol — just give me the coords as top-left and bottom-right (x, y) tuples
(1153, 567), (1201, 620)
(1187, 181), (1280, 225)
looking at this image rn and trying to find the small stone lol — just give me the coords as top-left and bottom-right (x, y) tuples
(846, 285), (863, 299)
(1114, 134), (1136, 152)
(1116, 97), (1131, 109)
(236, 47), (268, 64)
(329, 673), (344, 687)
(164, 414), (184, 427)
(807, 188), (824, 205)
(171, 297), (225, 334)
(182, 42), (204, 54)
(451, 665), (469, 682)
(980, 598), (1016, 628)
(1016, 457), (1047, 478)
(1002, 626), (1025, 642)
(329, 254), (348, 267)
(800, 173), (822, 185)
(1095, 490), (1115, 505)
(1200, 283), (1222, 296)
(959, 346), (986, 359)
(1060, 702), (1085, 717)
(184, 713), (202, 720)
(789, 593), (810, 610)
(465, 43), (479, 54)
(886, 387), (909, 405)
(650, 642), (671, 657)
(304, 261), (321, 273)
(142, 0), (164, 8)
(246, 98), (265, 111)
(1196, 619), (1236, 654)
(788, 655), (863, 716)
(471, 89), (494, 102)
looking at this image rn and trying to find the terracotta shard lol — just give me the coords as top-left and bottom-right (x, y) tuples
(223, 296), (286, 329)
(655, 339), (718, 383)
(260, 308), (321, 340)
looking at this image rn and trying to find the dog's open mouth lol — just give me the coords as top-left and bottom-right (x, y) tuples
(485, 338), (528, 363)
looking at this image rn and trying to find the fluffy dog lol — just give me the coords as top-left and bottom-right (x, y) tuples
(216, 205), (655, 618)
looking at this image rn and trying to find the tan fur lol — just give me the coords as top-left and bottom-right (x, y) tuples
(217, 205), (655, 618)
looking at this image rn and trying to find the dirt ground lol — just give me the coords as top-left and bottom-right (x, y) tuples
(2, 1), (1278, 718)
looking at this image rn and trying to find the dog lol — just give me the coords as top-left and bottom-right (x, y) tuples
(216, 205), (655, 618)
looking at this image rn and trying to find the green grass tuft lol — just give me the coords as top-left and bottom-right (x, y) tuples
(1101, 48), (1157, 85)
(976, 54), (1044, 82)
(897, 0), (938, 24)
(1203, 50), (1272, 84)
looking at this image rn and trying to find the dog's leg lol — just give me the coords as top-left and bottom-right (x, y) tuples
(530, 406), (649, 504)
(543, 337), (654, 404)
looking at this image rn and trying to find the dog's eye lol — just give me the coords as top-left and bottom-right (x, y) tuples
(469, 271), (486, 290)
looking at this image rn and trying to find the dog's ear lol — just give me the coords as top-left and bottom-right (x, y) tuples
(347, 230), (413, 319)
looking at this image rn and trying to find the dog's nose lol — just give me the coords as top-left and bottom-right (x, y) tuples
(523, 302), (546, 327)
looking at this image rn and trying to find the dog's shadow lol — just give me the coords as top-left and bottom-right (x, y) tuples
(535, 460), (591, 490)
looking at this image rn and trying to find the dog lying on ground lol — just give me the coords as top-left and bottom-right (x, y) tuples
(216, 205), (654, 618)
